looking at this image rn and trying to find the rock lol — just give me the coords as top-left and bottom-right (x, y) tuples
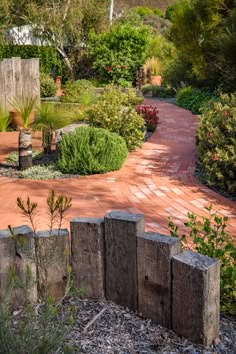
(55, 123), (89, 144)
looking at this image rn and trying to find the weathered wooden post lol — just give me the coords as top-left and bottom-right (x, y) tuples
(105, 211), (144, 310)
(71, 218), (105, 298)
(19, 129), (32, 170)
(172, 251), (220, 346)
(0, 225), (37, 308)
(36, 229), (69, 300)
(137, 232), (181, 328)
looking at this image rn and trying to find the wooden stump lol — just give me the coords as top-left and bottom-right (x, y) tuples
(19, 129), (32, 170)
(137, 232), (181, 327)
(105, 211), (144, 310)
(172, 251), (220, 346)
(71, 218), (105, 298)
(0, 225), (37, 308)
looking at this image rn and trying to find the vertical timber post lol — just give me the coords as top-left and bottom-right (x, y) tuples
(19, 129), (32, 170)
(137, 232), (181, 328)
(71, 218), (105, 298)
(172, 251), (220, 346)
(105, 211), (144, 311)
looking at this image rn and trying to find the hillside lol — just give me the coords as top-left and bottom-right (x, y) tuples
(114, 0), (175, 12)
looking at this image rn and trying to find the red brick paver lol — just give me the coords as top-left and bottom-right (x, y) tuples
(0, 100), (235, 235)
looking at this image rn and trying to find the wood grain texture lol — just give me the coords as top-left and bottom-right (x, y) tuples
(0, 225), (36, 308)
(172, 251), (220, 346)
(137, 232), (181, 328)
(71, 218), (105, 298)
(105, 211), (144, 310)
(36, 229), (69, 300)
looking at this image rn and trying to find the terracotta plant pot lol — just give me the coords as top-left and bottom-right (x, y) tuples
(151, 75), (162, 86)
(9, 110), (35, 130)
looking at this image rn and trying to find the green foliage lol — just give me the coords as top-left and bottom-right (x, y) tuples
(88, 23), (150, 84)
(0, 106), (10, 132)
(168, 205), (236, 314)
(6, 150), (43, 163)
(9, 95), (38, 128)
(165, 0), (190, 22)
(61, 80), (97, 105)
(0, 44), (63, 75)
(19, 165), (64, 180)
(57, 126), (128, 175)
(196, 93), (236, 192)
(40, 73), (57, 98)
(0, 294), (65, 354)
(85, 85), (145, 150)
(135, 6), (164, 18)
(176, 86), (212, 114)
(167, 0), (236, 90)
(151, 85), (175, 98)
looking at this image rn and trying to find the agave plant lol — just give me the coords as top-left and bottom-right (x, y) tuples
(33, 103), (72, 153)
(0, 106), (10, 132)
(9, 95), (38, 129)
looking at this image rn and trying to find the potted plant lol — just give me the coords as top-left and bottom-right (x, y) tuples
(9, 95), (38, 130)
(143, 57), (162, 86)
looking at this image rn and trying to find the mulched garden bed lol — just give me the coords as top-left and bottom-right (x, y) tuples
(60, 298), (236, 353)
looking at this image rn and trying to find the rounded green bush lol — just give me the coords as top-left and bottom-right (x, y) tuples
(40, 73), (57, 98)
(196, 94), (236, 192)
(176, 86), (212, 114)
(57, 126), (128, 175)
(61, 79), (96, 104)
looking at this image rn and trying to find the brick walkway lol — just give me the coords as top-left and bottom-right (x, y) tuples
(0, 99), (235, 235)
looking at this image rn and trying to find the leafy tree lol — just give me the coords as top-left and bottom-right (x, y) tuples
(1, 0), (109, 78)
(88, 23), (150, 84)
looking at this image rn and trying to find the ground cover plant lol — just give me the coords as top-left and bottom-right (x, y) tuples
(196, 93), (236, 193)
(169, 205), (236, 314)
(57, 126), (128, 175)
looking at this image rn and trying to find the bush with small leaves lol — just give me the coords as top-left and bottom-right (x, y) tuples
(19, 165), (64, 180)
(169, 205), (236, 314)
(196, 93), (236, 192)
(57, 126), (128, 174)
(136, 104), (159, 132)
(61, 80), (96, 105)
(176, 86), (212, 114)
(40, 73), (57, 98)
(86, 85), (145, 150)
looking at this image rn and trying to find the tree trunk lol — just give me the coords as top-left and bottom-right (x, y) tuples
(42, 128), (53, 154)
(19, 129), (32, 170)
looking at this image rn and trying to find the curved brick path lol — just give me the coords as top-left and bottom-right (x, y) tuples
(0, 99), (235, 235)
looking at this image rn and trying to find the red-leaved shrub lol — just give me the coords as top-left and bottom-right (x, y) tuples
(136, 104), (159, 132)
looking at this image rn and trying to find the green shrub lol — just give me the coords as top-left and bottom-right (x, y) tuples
(152, 85), (175, 98)
(85, 85), (145, 150)
(61, 79), (96, 105)
(196, 93), (236, 192)
(0, 44), (63, 75)
(88, 24), (150, 84)
(40, 73), (57, 98)
(58, 126), (128, 175)
(0, 106), (10, 132)
(176, 86), (212, 114)
(169, 205), (236, 314)
(135, 6), (164, 18)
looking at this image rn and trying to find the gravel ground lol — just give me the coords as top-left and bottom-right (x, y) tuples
(60, 298), (236, 354)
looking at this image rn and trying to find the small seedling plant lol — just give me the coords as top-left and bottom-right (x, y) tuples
(169, 205), (236, 314)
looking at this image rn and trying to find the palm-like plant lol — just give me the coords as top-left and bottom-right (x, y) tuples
(9, 95), (38, 129)
(0, 106), (10, 132)
(33, 103), (72, 153)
